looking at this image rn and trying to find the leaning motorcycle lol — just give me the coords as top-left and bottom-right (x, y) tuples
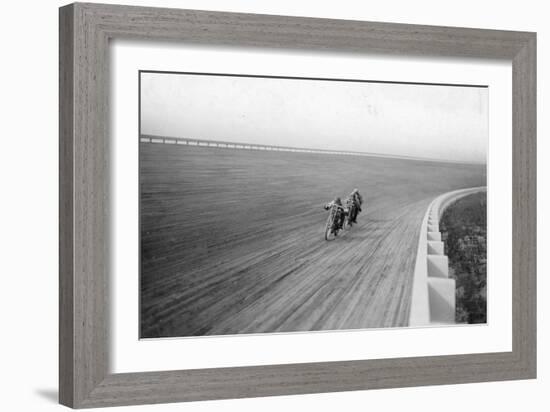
(324, 204), (346, 240)
(343, 199), (356, 230)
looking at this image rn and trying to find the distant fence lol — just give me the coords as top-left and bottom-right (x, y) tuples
(140, 135), (381, 157)
(139, 135), (476, 164)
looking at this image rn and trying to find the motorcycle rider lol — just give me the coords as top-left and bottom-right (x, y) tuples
(349, 188), (363, 223)
(323, 197), (346, 231)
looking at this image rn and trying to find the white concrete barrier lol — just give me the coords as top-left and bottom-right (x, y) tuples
(409, 186), (486, 326)
(427, 240), (444, 255)
(427, 255), (449, 278)
(428, 277), (456, 324)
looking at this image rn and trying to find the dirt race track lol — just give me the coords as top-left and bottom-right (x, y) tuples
(140, 142), (486, 338)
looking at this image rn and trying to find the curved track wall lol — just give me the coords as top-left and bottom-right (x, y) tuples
(409, 186), (487, 326)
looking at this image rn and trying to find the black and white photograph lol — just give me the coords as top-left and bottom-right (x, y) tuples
(139, 71), (488, 339)
(1, 0), (543, 410)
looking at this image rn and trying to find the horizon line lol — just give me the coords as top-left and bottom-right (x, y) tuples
(139, 134), (487, 166)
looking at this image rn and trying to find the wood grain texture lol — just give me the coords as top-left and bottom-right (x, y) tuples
(59, 4), (74, 406)
(512, 35), (537, 375)
(139, 143), (486, 337)
(59, 2), (536, 408)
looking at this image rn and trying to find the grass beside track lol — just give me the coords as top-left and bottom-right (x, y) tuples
(440, 192), (487, 323)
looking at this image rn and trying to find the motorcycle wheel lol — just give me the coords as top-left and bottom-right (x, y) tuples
(342, 216), (349, 230)
(345, 208), (353, 230)
(324, 210), (336, 241)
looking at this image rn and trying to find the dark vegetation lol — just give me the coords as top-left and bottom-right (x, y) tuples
(440, 192), (487, 324)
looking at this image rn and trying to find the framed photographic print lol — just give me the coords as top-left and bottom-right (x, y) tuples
(59, 2), (536, 408)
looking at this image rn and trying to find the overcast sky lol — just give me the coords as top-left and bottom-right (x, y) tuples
(140, 72), (488, 163)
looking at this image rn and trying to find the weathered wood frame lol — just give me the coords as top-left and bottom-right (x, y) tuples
(59, 2), (536, 408)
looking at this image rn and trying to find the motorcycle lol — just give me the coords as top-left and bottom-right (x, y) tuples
(343, 198), (356, 229)
(324, 203), (348, 240)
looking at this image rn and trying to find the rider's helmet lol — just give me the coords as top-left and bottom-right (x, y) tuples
(352, 188), (359, 194)
(334, 197), (342, 205)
